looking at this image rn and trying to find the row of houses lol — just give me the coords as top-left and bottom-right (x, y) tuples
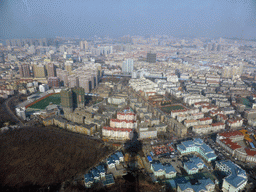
(102, 126), (134, 140)
(110, 119), (137, 129)
(43, 116), (97, 135)
(84, 151), (124, 188)
(192, 122), (225, 134)
(117, 111), (136, 121)
(216, 131), (256, 163)
(184, 117), (213, 127)
(176, 112), (204, 123)
(171, 108), (198, 119)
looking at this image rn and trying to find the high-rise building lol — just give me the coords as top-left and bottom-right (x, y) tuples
(48, 77), (60, 88)
(80, 40), (88, 50)
(57, 69), (69, 86)
(79, 77), (90, 93)
(47, 63), (56, 77)
(19, 64), (31, 78)
(122, 59), (134, 74)
(33, 64), (46, 78)
(60, 88), (73, 113)
(146, 52), (156, 63)
(65, 60), (73, 74)
(72, 87), (85, 108)
(60, 87), (85, 112)
(68, 75), (79, 88)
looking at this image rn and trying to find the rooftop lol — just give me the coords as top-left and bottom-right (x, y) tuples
(217, 160), (247, 188)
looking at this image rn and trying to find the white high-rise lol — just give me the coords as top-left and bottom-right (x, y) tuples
(122, 59), (134, 74)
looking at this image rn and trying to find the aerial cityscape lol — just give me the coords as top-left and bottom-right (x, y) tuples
(1, 1), (256, 192)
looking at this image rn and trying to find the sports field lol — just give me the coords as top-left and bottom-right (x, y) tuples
(28, 94), (61, 110)
(161, 104), (185, 113)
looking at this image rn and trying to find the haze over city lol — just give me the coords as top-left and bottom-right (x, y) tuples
(1, 0), (256, 39)
(2, 1), (256, 192)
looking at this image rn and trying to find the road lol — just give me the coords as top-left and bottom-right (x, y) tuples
(3, 96), (24, 126)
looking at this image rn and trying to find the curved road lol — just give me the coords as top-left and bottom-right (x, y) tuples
(3, 96), (24, 126)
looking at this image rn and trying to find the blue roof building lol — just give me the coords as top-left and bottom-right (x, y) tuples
(163, 163), (177, 179)
(96, 164), (106, 178)
(151, 161), (165, 178)
(110, 154), (120, 164)
(107, 157), (116, 169)
(176, 177), (215, 192)
(115, 151), (124, 162)
(91, 168), (100, 181)
(177, 138), (217, 162)
(184, 157), (205, 175)
(151, 161), (177, 179)
(216, 160), (247, 192)
(84, 173), (94, 188)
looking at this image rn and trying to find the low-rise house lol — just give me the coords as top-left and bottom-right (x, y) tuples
(184, 157), (205, 175)
(102, 126), (134, 140)
(107, 157), (116, 169)
(193, 101), (210, 108)
(111, 154), (120, 165)
(184, 120), (199, 128)
(84, 173), (94, 188)
(110, 119), (137, 129)
(115, 151), (124, 162)
(211, 122), (225, 131)
(209, 110), (223, 117)
(193, 124), (212, 134)
(227, 118), (243, 129)
(151, 161), (177, 179)
(91, 168), (101, 181)
(96, 164), (106, 179)
(201, 105), (218, 113)
(151, 161), (166, 178)
(198, 117), (212, 125)
(139, 127), (157, 139)
(217, 114), (228, 123)
(163, 163), (177, 179)
(151, 118), (160, 126)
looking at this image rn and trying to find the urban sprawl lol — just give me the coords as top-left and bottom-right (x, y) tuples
(1, 36), (256, 191)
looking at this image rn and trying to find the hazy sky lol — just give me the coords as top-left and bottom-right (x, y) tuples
(1, 0), (256, 39)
